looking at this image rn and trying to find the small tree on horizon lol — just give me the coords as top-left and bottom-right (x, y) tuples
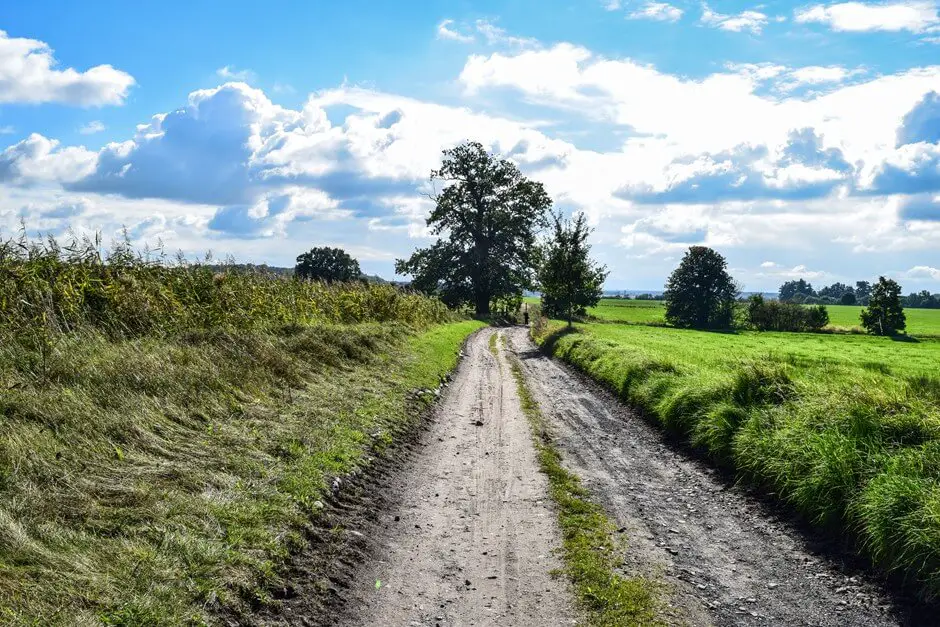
(860, 276), (906, 336)
(395, 141), (551, 316)
(538, 211), (608, 328)
(295, 246), (362, 283)
(664, 246), (738, 329)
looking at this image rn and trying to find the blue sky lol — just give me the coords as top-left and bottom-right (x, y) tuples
(1, 1), (939, 291)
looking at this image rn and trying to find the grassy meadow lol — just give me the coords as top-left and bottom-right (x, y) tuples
(586, 298), (940, 336)
(534, 319), (940, 599)
(0, 236), (483, 625)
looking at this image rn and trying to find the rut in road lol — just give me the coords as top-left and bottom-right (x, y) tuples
(338, 328), (578, 627)
(504, 326), (915, 627)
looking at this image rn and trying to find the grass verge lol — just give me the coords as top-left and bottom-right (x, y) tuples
(503, 334), (663, 626)
(0, 319), (484, 625)
(533, 321), (940, 601)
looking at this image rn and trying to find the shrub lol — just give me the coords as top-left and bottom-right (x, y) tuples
(747, 295), (829, 332)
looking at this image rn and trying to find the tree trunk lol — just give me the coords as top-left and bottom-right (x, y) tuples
(475, 292), (490, 317)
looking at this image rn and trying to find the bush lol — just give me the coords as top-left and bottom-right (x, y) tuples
(747, 295), (829, 332)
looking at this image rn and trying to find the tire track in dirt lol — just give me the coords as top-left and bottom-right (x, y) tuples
(337, 328), (578, 627)
(505, 327), (917, 627)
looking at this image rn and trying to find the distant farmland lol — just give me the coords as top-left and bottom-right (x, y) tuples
(586, 298), (940, 336)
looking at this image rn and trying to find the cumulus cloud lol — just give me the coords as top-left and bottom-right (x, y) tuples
(624, 128), (854, 203)
(795, 1), (940, 33)
(701, 4), (769, 34)
(0, 134), (96, 184)
(905, 265), (940, 279)
(0, 30), (134, 105)
(72, 82), (296, 205)
(629, 3), (684, 22)
(898, 91), (940, 145)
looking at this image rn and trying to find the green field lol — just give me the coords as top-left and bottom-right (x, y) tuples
(535, 320), (940, 599)
(586, 298), (940, 336)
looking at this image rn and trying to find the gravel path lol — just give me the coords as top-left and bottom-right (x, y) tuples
(337, 328), (578, 627)
(504, 326), (914, 627)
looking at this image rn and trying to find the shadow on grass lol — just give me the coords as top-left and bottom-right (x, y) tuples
(536, 325), (580, 357)
(890, 334), (920, 343)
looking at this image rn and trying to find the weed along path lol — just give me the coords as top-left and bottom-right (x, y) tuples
(503, 327), (910, 627)
(337, 328), (579, 626)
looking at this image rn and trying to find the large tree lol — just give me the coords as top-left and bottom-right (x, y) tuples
(860, 276), (906, 336)
(396, 141), (551, 315)
(295, 247), (362, 283)
(538, 211), (608, 328)
(664, 246), (738, 329)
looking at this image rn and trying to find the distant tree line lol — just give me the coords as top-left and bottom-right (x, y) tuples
(662, 249), (909, 336)
(778, 279), (938, 309)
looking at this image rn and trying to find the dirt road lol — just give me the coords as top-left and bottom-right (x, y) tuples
(504, 326), (913, 627)
(330, 326), (925, 627)
(336, 328), (578, 626)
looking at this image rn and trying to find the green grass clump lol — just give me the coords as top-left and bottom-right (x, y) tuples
(534, 321), (940, 600)
(506, 344), (663, 626)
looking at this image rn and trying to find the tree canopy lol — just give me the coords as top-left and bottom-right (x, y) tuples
(295, 247), (362, 283)
(860, 277), (906, 336)
(538, 212), (608, 327)
(664, 246), (737, 329)
(395, 141), (551, 315)
(778, 279), (815, 302)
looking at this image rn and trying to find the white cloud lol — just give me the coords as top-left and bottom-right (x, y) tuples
(459, 43), (940, 177)
(603, 0), (622, 10)
(0, 134), (97, 184)
(701, 4), (770, 33)
(629, 2), (684, 21)
(0, 30), (134, 106)
(1, 33), (939, 285)
(216, 66), (256, 82)
(905, 265), (940, 279)
(78, 120), (106, 135)
(795, 1), (940, 33)
(475, 19), (539, 46)
(761, 261), (780, 268)
(436, 19), (474, 43)
(761, 263), (829, 279)
(0, 125), (13, 135)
